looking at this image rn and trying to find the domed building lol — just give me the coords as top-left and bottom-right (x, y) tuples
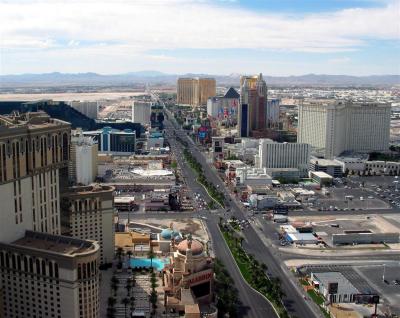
(163, 234), (214, 316)
(157, 223), (183, 253)
(160, 228), (181, 241)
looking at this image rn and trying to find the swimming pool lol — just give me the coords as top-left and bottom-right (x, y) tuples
(130, 258), (170, 271)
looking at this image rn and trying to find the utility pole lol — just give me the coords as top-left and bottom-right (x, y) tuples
(382, 263), (386, 282)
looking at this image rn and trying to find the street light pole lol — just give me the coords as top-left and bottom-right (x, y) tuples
(382, 264), (386, 282)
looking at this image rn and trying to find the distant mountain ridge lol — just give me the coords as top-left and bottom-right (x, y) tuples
(1, 71), (399, 87)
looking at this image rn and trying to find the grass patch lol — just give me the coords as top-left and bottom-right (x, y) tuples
(307, 289), (324, 305)
(307, 289), (331, 318)
(220, 225), (289, 318)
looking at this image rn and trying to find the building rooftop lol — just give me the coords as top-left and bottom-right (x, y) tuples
(0, 112), (70, 131)
(12, 231), (97, 256)
(177, 239), (204, 256)
(313, 272), (359, 295)
(65, 184), (115, 196)
(311, 171), (333, 178)
(310, 158), (342, 166)
(224, 87), (240, 99)
(114, 196), (135, 204)
(115, 232), (150, 248)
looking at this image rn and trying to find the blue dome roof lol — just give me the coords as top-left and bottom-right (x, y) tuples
(161, 228), (181, 240)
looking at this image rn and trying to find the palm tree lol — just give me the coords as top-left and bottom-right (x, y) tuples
(129, 296), (135, 313)
(121, 298), (130, 318)
(149, 290), (158, 310)
(106, 307), (116, 318)
(148, 249), (155, 269)
(126, 250), (133, 271)
(126, 278), (133, 296)
(111, 282), (118, 297)
(111, 275), (119, 286)
(107, 296), (116, 308)
(116, 247), (124, 262)
(107, 297), (117, 318)
(111, 276), (119, 297)
(261, 263), (268, 273)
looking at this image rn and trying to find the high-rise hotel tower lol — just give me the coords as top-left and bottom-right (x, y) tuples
(238, 73), (268, 137)
(0, 112), (100, 318)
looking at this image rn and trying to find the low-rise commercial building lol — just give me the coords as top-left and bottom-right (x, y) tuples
(266, 168), (301, 181)
(144, 193), (170, 211)
(309, 158), (343, 178)
(235, 167), (273, 186)
(310, 171), (333, 186)
(332, 232), (399, 245)
(83, 126), (136, 154)
(115, 230), (151, 257)
(311, 272), (359, 303)
(249, 194), (280, 210)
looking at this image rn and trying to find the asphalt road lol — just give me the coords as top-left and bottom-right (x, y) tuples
(164, 119), (278, 317)
(163, 116), (320, 318)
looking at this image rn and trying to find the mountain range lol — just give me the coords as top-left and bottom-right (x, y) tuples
(1, 71), (399, 87)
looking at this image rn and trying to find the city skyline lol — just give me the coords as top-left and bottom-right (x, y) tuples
(1, 0), (399, 76)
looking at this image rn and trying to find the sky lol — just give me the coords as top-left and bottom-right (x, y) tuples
(0, 0), (399, 76)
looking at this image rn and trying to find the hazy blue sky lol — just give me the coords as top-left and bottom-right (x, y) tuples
(1, 0), (399, 75)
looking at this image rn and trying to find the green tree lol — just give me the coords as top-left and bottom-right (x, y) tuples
(130, 296), (135, 313)
(126, 278), (133, 296)
(107, 296), (116, 308)
(148, 249), (155, 269)
(116, 247), (124, 262)
(149, 290), (158, 310)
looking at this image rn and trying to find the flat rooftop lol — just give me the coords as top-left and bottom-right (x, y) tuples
(301, 265), (377, 295)
(310, 158), (341, 166)
(12, 231), (96, 256)
(0, 112), (70, 131)
(313, 272), (359, 295)
(311, 171), (333, 178)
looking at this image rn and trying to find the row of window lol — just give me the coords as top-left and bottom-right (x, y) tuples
(0, 252), (59, 278)
(0, 131), (69, 182)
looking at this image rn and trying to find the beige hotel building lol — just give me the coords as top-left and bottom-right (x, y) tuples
(297, 101), (391, 158)
(177, 78), (216, 107)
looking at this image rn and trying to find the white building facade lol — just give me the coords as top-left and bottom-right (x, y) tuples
(258, 139), (310, 177)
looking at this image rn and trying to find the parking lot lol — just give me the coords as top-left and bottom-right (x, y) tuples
(355, 264), (400, 315)
(312, 187), (390, 211)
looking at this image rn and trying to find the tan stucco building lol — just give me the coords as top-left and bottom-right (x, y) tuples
(163, 235), (214, 316)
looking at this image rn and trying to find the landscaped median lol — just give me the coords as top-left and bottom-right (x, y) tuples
(300, 279), (331, 318)
(219, 222), (290, 318)
(183, 148), (225, 207)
